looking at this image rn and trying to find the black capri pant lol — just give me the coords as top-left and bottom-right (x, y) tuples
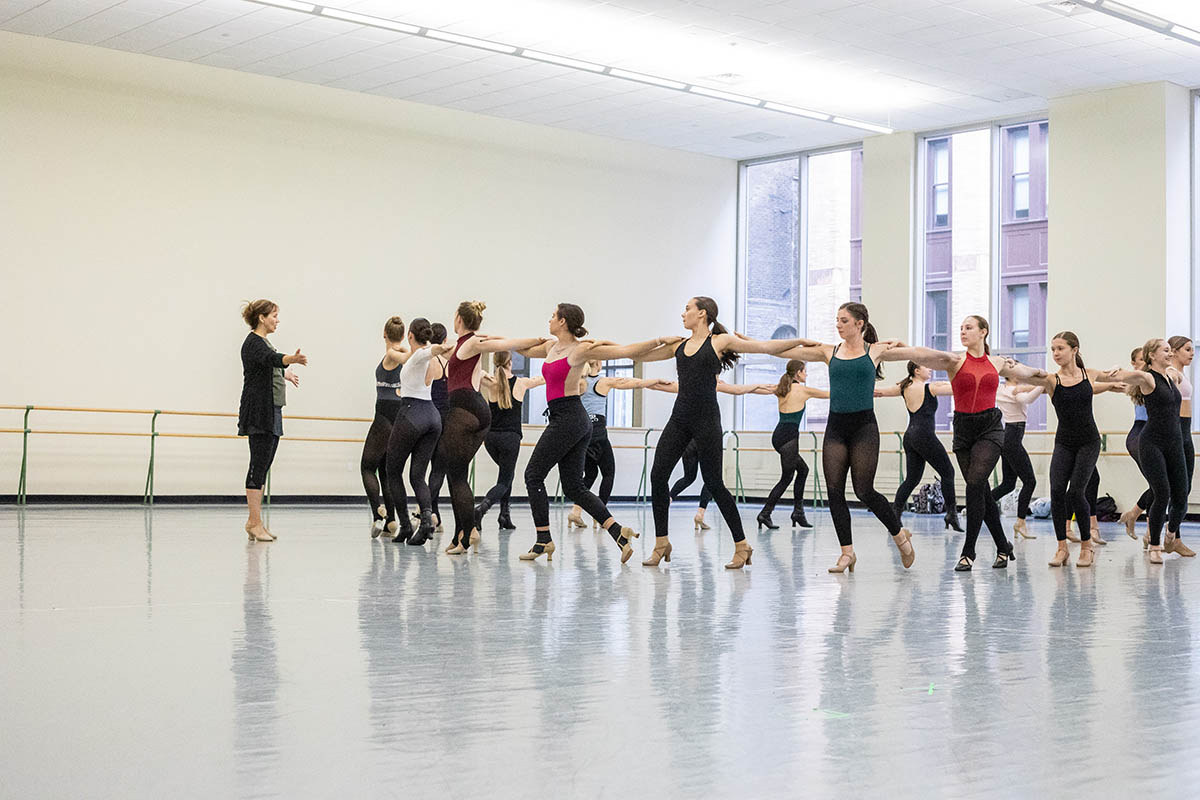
(246, 434), (279, 490)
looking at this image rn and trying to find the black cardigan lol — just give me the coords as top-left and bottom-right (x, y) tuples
(238, 332), (286, 436)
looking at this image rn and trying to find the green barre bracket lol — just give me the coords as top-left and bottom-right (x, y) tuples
(143, 410), (160, 506)
(808, 431), (824, 507)
(17, 406), (32, 505)
(725, 430), (745, 503)
(636, 428), (656, 504)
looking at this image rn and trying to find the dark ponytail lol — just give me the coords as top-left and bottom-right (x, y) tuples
(839, 301), (883, 379)
(774, 360), (804, 398)
(693, 296), (739, 370)
(968, 315), (991, 355)
(556, 303), (588, 338)
(898, 361), (919, 394)
(408, 317), (432, 345)
(1053, 331), (1085, 370)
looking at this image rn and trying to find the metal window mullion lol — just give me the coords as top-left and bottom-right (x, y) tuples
(734, 161), (749, 429)
(914, 135), (928, 347)
(990, 123), (1002, 339)
(797, 152), (810, 431)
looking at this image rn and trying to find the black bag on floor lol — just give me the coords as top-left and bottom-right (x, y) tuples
(914, 480), (945, 515)
(1094, 494), (1119, 522)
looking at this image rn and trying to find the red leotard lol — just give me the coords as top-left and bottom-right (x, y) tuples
(447, 333), (481, 392)
(951, 352), (999, 413)
(542, 357), (572, 401)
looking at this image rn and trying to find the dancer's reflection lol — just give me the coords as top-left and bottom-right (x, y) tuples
(232, 544), (279, 786)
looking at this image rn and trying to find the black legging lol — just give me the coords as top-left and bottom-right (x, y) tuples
(436, 390), (490, 545)
(894, 425), (957, 512)
(822, 410), (900, 547)
(1085, 468), (1099, 516)
(651, 409), (744, 542)
(361, 401), (399, 523)
(1127, 421), (1155, 511)
(480, 430), (521, 516)
(525, 397), (622, 542)
(953, 409), (1009, 561)
(385, 399), (442, 526)
(992, 422), (1036, 519)
(428, 409), (449, 524)
(761, 421), (809, 514)
(668, 439), (712, 508)
(245, 434), (279, 490)
(583, 422), (616, 507)
(1181, 416), (1194, 494)
(1050, 441), (1100, 542)
(1139, 434), (1188, 546)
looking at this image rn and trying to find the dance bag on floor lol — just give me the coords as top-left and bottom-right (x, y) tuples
(914, 480), (945, 514)
(1030, 498), (1052, 518)
(1094, 494), (1119, 522)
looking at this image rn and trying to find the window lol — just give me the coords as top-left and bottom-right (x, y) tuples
(919, 120), (1049, 430)
(738, 146), (863, 429)
(599, 359), (637, 428)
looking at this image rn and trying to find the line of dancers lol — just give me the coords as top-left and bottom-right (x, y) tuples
(237, 297), (1196, 572)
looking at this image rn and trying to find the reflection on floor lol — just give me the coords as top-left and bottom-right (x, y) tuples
(2, 504), (1196, 797)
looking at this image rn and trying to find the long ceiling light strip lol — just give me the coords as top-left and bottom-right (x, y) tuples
(1071, 0), (1200, 47)
(244, 0), (892, 133)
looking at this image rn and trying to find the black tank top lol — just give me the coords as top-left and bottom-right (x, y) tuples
(488, 375), (522, 434)
(1143, 369), (1182, 445)
(1051, 374), (1100, 446)
(430, 357), (449, 412)
(376, 359), (403, 402)
(674, 336), (720, 412)
(907, 384), (938, 431)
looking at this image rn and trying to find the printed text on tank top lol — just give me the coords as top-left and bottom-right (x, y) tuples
(950, 352), (999, 414)
(447, 333), (481, 393)
(375, 359), (403, 402)
(542, 357), (575, 401)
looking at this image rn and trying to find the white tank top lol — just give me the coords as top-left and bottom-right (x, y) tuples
(400, 347), (434, 401)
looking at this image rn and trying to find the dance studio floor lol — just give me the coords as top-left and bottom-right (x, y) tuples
(2, 503), (1198, 798)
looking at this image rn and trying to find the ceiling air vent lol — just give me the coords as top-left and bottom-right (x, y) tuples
(733, 132), (785, 142)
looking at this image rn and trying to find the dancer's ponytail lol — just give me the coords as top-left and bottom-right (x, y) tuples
(693, 296), (739, 370)
(839, 301), (884, 379)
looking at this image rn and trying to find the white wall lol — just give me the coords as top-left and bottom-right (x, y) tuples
(0, 32), (737, 499)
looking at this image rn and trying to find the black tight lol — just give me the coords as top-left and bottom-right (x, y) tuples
(385, 399), (442, 527)
(245, 434), (279, 490)
(1050, 441), (1100, 542)
(651, 410), (744, 542)
(1139, 434), (1188, 546)
(525, 397), (621, 542)
(1181, 417), (1194, 494)
(435, 390), (490, 545)
(480, 430), (521, 517)
(1127, 422), (1154, 511)
(583, 429), (616, 507)
(894, 425), (957, 512)
(762, 422), (808, 514)
(361, 402), (399, 522)
(953, 410), (1009, 561)
(821, 410), (900, 547)
(1085, 468), (1099, 515)
(668, 440), (712, 508)
(427, 410), (449, 524)
(992, 422), (1036, 519)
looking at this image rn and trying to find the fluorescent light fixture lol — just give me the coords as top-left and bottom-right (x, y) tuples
(520, 50), (606, 72)
(832, 116), (894, 134)
(1100, 0), (1170, 28)
(1171, 24), (1200, 42)
(249, 0), (315, 12)
(423, 29), (518, 54)
(763, 102), (831, 121)
(688, 85), (762, 106)
(239, 0), (896, 135)
(319, 8), (419, 33)
(607, 69), (688, 90)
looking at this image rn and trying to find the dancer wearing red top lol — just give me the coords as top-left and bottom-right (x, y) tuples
(884, 315), (1046, 571)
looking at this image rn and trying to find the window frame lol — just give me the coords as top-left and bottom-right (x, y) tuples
(735, 141), (864, 429)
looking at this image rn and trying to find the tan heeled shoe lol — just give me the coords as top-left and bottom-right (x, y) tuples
(470, 528), (480, 547)
(893, 528), (915, 569)
(1077, 539), (1094, 568)
(1121, 508), (1140, 540)
(642, 538), (672, 566)
(725, 540), (753, 569)
(519, 540), (555, 561)
(1149, 544), (1164, 564)
(1091, 525), (1107, 545)
(1013, 518), (1035, 539)
(614, 527), (640, 564)
(828, 551), (856, 574)
(567, 510), (587, 529)
(1048, 542), (1070, 567)
(1065, 520), (1081, 543)
(245, 523), (273, 543)
(1143, 533), (1150, 550)
(1172, 538), (1196, 557)
(694, 510), (711, 531)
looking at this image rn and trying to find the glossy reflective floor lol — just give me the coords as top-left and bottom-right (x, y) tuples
(3, 504), (1198, 798)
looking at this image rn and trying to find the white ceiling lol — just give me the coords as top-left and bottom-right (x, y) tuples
(4, 0), (1199, 158)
